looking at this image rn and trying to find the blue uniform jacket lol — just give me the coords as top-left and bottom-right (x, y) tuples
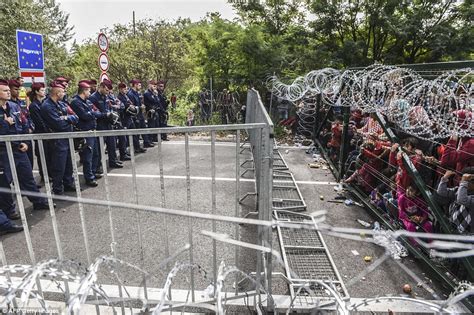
(157, 92), (168, 112)
(7, 99), (34, 134)
(40, 97), (74, 133)
(29, 99), (49, 133)
(88, 91), (110, 129)
(127, 89), (144, 120)
(143, 89), (159, 111)
(70, 95), (99, 131)
(0, 103), (25, 150)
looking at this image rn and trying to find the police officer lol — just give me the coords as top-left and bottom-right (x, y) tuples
(8, 80), (34, 165)
(88, 79), (98, 94)
(117, 83), (146, 154)
(55, 77), (71, 104)
(0, 79), (50, 217)
(89, 80), (123, 168)
(70, 81), (101, 187)
(156, 80), (169, 141)
(143, 80), (159, 143)
(28, 82), (52, 183)
(127, 79), (154, 148)
(107, 90), (130, 161)
(40, 81), (78, 195)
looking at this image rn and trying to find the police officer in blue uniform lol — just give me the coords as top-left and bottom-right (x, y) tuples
(8, 80), (35, 165)
(0, 79), (50, 221)
(28, 82), (52, 183)
(143, 80), (159, 143)
(156, 80), (169, 141)
(88, 80), (123, 168)
(107, 91), (130, 161)
(127, 79), (154, 148)
(40, 81), (78, 195)
(117, 83), (146, 154)
(70, 81), (101, 187)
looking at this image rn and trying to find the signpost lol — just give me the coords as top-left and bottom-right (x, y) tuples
(16, 30), (45, 87)
(97, 32), (110, 82)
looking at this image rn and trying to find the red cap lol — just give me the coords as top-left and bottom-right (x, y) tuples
(50, 81), (65, 89)
(101, 79), (113, 90)
(148, 80), (158, 85)
(31, 82), (45, 90)
(55, 76), (70, 83)
(8, 80), (20, 88)
(89, 79), (97, 85)
(129, 79), (141, 85)
(78, 81), (91, 89)
(118, 82), (127, 89)
(0, 79), (9, 86)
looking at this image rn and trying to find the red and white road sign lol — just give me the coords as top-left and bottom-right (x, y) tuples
(99, 72), (110, 82)
(20, 70), (45, 86)
(98, 33), (109, 52)
(98, 53), (110, 72)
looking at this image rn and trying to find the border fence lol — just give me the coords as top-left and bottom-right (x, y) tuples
(0, 89), (275, 314)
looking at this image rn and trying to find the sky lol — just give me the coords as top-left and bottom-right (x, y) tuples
(57, 0), (238, 46)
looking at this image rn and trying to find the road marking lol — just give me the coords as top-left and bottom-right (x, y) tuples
(33, 170), (335, 186)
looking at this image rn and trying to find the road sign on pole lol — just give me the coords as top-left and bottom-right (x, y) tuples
(98, 33), (109, 52)
(99, 72), (110, 82)
(97, 32), (110, 82)
(98, 53), (110, 72)
(16, 30), (44, 71)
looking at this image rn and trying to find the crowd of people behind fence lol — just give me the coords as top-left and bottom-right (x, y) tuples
(318, 102), (473, 271)
(0, 76), (172, 234)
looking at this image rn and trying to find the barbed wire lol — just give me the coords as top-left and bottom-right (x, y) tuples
(268, 65), (473, 140)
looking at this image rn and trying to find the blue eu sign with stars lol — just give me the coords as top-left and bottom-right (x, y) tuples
(16, 30), (44, 71)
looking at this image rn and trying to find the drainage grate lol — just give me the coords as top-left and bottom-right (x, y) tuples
(280, 227), (323, 248)
(286, 248), (337, 281)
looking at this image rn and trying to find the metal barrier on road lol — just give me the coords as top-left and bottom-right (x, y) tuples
(0, 89), (275, 314)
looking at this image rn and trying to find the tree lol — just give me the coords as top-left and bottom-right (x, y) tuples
(0, 0), (74, 78)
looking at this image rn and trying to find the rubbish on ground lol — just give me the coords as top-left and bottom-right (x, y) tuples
(285, 149), (289, 154)
(402, 284), (412, 294)
(356, 219), (371, 228)
(328, 200), (344, 204)
(372, 226), (408, 260)
(333, 183), (343, 192)
(417, 282), (423, 287)
(373, 221), (380, 230)
(364, 256), (372, 262)
(322, 166), (328, 170)
(309, 163), (321, 168)
(345, 199), (355, 206)
(351, 250), (359, 256)
(362, 277), (366, 280)
(335, 195), (346, 200)
(319, 195), (324, 200)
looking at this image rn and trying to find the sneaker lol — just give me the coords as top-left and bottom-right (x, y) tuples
(64, 186), (81, 192)
(0, 224), (24, 235)
(120, 155), (131, 161)
(109, 163), (124, 169)
(135, 148), (147, 153)
(144, 143), (155, 148)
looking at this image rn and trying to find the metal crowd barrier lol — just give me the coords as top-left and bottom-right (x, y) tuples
(0, 89), (275, 313)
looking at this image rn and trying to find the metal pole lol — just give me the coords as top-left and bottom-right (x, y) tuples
(210, 77), (214, 118)
(211, 131), (217, 288)
(338, 105), (350, 181)
(133, 11), (136, 36)
(269, 72), (275, 119)
(184, 133), (195, 301)
(234, 130), (240, 296)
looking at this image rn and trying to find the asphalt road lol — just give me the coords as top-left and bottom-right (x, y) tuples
(1, 140), (258, 294)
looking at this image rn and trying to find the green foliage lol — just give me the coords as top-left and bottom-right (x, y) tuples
(0, 0), (73, 78)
